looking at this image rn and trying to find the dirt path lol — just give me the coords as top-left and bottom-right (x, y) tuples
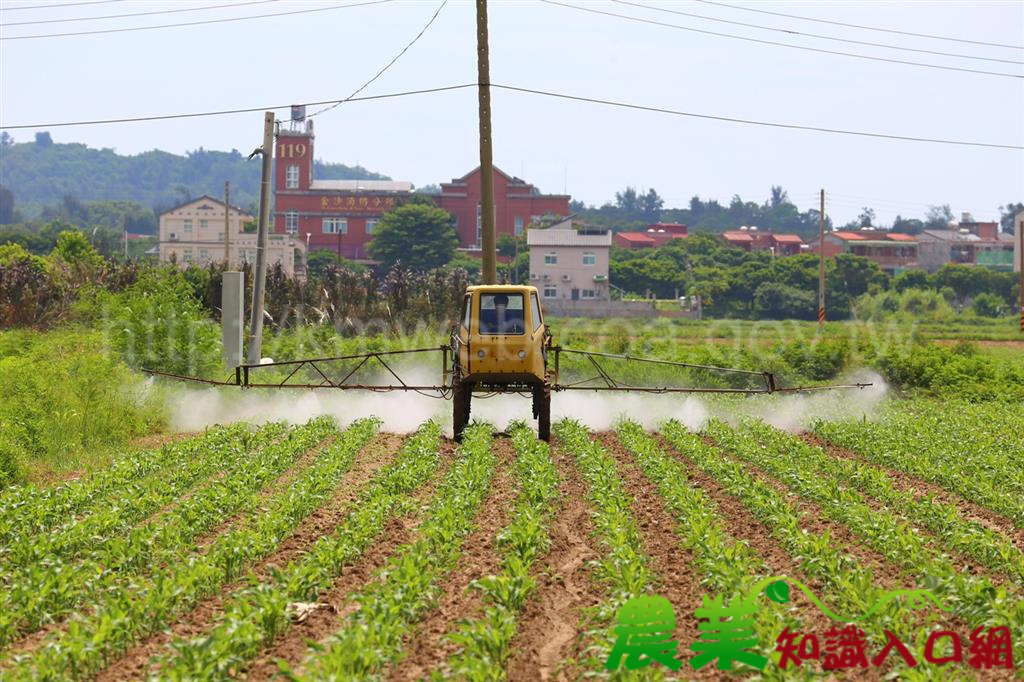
(239, 439), (459, 681)
(505, 439), (602, 682)
(96, 433), (409, 682)
(802, 433), (1024, 549)
(388, 438), (520, 682)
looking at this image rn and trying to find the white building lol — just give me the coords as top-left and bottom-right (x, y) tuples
(159, 196), (305, 276)
(527, 217), (611, 301)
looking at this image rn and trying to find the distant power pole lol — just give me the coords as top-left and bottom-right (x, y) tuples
(224, 180), (231, 263)
(818, 189), (826, 328)
(1018, 214), (1023, 334)
(122, 214), (128, 260)
(476, 0), (497, 285)
(247, 112), (275, 365)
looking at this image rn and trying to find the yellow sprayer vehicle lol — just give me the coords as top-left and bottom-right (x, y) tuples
(148, 284), (871, 443)
(450, 285), (552, 441)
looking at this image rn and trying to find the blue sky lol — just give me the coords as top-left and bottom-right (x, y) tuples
(1, 0), (1022, 226)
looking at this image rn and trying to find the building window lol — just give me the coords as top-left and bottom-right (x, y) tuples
(366, 219), (378, 235)
(286, 210), (299, 235)
(543, 285), (557, 299)
(183, 247), (193, 263)
(217, 232), (224, 241)
(583, 252), (596, 266)
(200, 219), (208, 230)
(581, 289), (596, 299)
(323, 217), (347, 234)
(514, 216), (524, 236)
(544, 252), (558, 265)
(184, 219), (193, 233)
(199, 249), (209, 260)
(286, 164), (299, 189)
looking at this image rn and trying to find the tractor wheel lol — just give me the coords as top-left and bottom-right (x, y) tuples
(453, 380), (472, 442)
(535, 383), (551, 442)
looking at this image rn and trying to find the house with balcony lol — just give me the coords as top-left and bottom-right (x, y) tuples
(917, 217), (1016, 273)
(614, 222), (688, 249)
(807, 228), (917, 275)
(527, 217), (612, 301)
(721, 227), (804, 255)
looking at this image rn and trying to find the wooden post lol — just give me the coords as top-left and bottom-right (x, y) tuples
(818, 189), (826, 327)
(476, 0), (497, 284)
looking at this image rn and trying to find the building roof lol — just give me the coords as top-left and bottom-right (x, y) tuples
(722, 230), (754, 242)
(921, 229), (979, 242)
(830, 231), (867, 241)
(528, 229), (612, 247)
(884, 232), (917, 242)
(772, 234), (804, 244)
(159, 195), (252, 217)
(309, 180), (414, 192)
(616, 232), (658, 245)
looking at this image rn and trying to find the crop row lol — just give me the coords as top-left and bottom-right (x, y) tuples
(4, 418), (380, 681)
(149, 419), (447, 679)
(299, 422), (497, 679)
(0, 425), (249, 553)
(707, 420), (1024, 644)
(746, 421), (1024, 582)
(614, 421), (800, 665)
(553, 419), (656, 674)
(0, 418), (327, 649)
(442, 420), (560, 680)
(0, 423), (287, 576)
(813, 402), (1024, 524)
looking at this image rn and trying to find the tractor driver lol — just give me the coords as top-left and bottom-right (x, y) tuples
(492, 294), (524, 334)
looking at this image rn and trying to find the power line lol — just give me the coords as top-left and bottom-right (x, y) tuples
(0, 0), (392, 40)
(4, 81), (1021, 150)
(697, 0), (1024, 52)
(612, 0), (1023, 66)
(0, 83), (477, 129)
(0, 0), (280, 27)
(308, 0), (448, 120)
(540, 1), (1023, 80)
(490, 83), (1024, 150)
(0, 0), (126, 11)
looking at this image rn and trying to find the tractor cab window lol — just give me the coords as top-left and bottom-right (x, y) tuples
(479, 293), (525, 335)
(531, 293), (542, 332)
(461, 296), (472, 330)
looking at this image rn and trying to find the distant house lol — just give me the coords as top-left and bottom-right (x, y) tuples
(807, 229), (917, 275)
(721, 228), (803, 256)
(614, 222), (688, 249)
(917, 216), (1015, 273)
(159, 196), (305, 275)
(528, 217), (612, 301)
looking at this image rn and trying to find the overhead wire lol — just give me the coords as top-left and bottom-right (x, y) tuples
(695, 0), (1024, 51)
(539, 1), (1023, 79)
(489, 83), (1024, 150)
(0, 83), (478, 129)
(0, 0), (392, 40)
(308, 0), (448, 120)
(611, 0), (1023, 66)
(0, 0), (280, 27)
(0, 0), (126, 11)
(3, 81), (1021, 151)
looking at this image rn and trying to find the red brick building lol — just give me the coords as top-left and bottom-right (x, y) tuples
(437, 167), (570, 249)
(273, 120), (417, 260)
(808, 229), (918, 274)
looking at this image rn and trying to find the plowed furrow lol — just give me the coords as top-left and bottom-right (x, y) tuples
(390, 438), (519, 682)
(506, 440), (602, 682)
(95, 433), (405, 682)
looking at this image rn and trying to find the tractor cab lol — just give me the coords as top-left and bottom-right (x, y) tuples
(450, 285), (552, 441)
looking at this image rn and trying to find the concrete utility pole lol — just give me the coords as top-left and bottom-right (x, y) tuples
(476, 0), (497, 284)
(247, 112), (275, 365)
(122, 214), (128, 260)
(818, 188), (826, 328)
(224, 180), (231, 263)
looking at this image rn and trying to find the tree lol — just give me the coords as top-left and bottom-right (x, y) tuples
(369, 203), (458, 271)
(615, 186), (639, 214)
(0, 132), (12, 149)
(639, 188), (664, 221)
(924, 204), (954, 231)
(892, 268), (929, 292)
(971, 292), (1006, 318)
(832, 253), (887, 297)
(496, 233), (526, 259)
(753, 282), (817, 320)
(998, 202), (1023, 234)
(890, 214), (924, 234)
(0, 185), (13, 225)
(34, 132), (53, 147)
(857, 207), (876, 228)
(51, 230), (103, 270)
